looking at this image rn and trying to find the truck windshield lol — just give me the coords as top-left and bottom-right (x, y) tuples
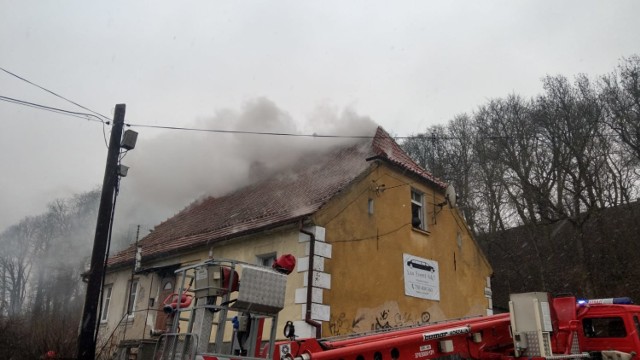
(583, 317), (627, 338)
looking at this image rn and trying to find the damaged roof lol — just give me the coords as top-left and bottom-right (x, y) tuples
(108, 126), (445, 268)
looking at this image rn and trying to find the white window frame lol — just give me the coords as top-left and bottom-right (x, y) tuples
(126, 279), (139, 319)
(411, 188), (427, 231)
(100, 284), (113, 323)
(257, 253), (277, 267)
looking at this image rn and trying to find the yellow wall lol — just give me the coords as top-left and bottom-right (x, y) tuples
(312, 161), (492, 336)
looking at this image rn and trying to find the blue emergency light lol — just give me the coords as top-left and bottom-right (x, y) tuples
(578, 297), (633, 305)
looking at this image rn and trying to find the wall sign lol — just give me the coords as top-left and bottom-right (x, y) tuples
(403, 253), (440, 301)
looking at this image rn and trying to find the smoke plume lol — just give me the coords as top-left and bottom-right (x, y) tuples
(112, 98), (377, 249)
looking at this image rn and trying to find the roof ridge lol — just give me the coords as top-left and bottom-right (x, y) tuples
(371, 126), (446, 188)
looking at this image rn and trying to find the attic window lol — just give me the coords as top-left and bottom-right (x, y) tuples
(411, 189), (426, 231)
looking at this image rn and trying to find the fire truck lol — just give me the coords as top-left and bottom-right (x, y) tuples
(155, 258), (640, 360)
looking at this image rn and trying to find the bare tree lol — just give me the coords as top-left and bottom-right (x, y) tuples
(402, 56), (640, 302)
(0, 217), (39, 315)
(0, 189), (99, 358)
(601, 55), (640, 161)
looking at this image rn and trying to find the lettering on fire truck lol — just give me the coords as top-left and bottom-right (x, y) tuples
(421, 326), (470, 341)
(414, 345), (435, 358)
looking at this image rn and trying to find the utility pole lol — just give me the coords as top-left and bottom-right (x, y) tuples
(77, 104), (126, 360)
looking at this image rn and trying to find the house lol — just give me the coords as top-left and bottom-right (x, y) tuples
(99, 127), (493, 356)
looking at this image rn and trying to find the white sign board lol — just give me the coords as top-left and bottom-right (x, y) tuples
(403, 253), (440, 301)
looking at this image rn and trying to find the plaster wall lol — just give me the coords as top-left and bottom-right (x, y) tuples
(312, 162), (492, 336)
(99, 225), (305, 348)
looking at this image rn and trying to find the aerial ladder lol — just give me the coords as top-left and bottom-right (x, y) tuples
(271, 293), (640, 360)
(153, 258), (640, 360)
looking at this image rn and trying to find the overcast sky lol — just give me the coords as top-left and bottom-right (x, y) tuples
(1, 1), (639, 234)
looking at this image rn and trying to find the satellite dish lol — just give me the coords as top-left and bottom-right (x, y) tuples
(445, 184), (457, 208)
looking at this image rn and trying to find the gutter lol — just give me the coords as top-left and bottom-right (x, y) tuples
(299, 221), (322, 338)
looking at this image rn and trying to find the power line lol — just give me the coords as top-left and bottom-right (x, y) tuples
(0, 95), (106, 123)
(124, 122), (381, 139)
(2, 89), (635, 143)
(0, 66), (112, 122)
(122, 122), (637, 141)
(0, 94), (383, 139)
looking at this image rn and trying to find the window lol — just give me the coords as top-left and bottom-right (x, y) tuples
(126, 279), (139, 318)
(100, 285), (112, 323)
(257, 253), (277, 267)
(411, 189), (426, 230)
(368, 198), (374, 215)
(582, 317), (627, 338)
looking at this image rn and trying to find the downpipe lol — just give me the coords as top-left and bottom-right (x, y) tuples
(300, 221), (322, 338)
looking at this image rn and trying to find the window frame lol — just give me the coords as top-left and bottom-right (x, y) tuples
(582, 316), (627, 338)
(411, 188), (427, 231)
(100, 284), (113, 323)
(257, 252), (277, 267)
(126, 279), (139, 319)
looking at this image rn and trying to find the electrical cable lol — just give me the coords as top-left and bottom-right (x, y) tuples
(142, 275), (154, 341)
(102, 121), (109, 148)
(96, 313), (129, 359)
(123, 122), (634, 140)
(331, 222), (412, 243)
(0, 66), (112, 122)
(94, 170), (121, 349)
(1, 94), (111, 148)
(119, 149), (129, 162)
(94, 306), (161, 359)
(4, 91), (633, 150)
(3, 93), (632, 142)
(124, 122), (381, 139)
(0, 95), (106, 123)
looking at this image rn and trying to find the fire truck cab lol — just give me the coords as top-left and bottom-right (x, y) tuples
(577, 298), (640, 359)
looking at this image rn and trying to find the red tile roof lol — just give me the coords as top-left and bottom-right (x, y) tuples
(371, 127), (447, 189)
(108, 126), (445, 268)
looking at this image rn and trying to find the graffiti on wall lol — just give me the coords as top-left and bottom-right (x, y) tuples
(328, 301), (432, 336)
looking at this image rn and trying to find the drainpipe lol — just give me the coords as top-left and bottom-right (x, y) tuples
(299, 221), (322, 338)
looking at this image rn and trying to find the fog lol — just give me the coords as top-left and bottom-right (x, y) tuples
(2, 0), (640, 233)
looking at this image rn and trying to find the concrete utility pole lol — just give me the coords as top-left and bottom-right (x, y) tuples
(77, 104), (126, 360)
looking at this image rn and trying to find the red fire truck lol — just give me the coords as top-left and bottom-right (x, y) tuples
(271, 293), (640, 360)
(156, 259), (640, 360)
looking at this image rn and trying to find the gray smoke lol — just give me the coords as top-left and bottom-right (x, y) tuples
(112, 98), (377, 249)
